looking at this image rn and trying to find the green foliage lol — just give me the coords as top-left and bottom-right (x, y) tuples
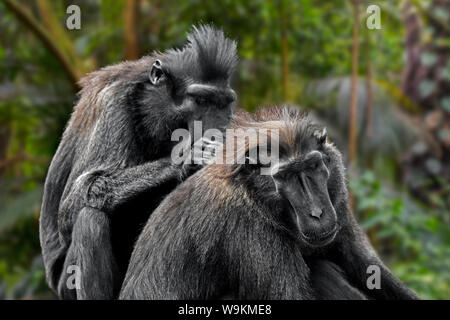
(0, 0), (448, 299)
(0, 215), (52, 299)
(0, 184), (42, 233)
(350, 170), (450, 299)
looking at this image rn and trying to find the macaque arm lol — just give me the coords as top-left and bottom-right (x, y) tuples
(59, 158), (187, 225)
(55, 158), (189, 299)
(309, 260), (367, 300)
(334, 205), (420, 300)
(236, 225), (314, 300)
(57, 207), (118, 299)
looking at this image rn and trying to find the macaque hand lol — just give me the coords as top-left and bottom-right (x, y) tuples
(184, 137), (223, 166)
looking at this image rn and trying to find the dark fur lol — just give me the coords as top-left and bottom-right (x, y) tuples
(309, 260), (367, 300)
(119, 107), (419, 300)
(39, 25), (237, 299)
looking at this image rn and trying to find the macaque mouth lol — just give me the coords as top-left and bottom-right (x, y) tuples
(300, 225), (339, 247)
(281, 177), (339, 247)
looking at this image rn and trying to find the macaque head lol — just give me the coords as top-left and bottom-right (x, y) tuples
(229, 107), (348, 249)
(138, 25), (237, 143)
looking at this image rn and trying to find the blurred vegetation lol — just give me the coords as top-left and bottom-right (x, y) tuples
(0, 0), (448, 299)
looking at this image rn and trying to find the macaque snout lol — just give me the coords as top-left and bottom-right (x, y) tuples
(185, 84), (236, 139)
(186, 83), (236, 108)
(273, 151), (338, 247)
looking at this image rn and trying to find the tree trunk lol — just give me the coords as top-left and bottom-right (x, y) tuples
(124, 0), (141, 60)
(348, 0), (360, 164)
(365, 39), (374, 139)
(401, 0), (450, 208)
(0, 124), (11, 176)
(279, 0), (289, 102)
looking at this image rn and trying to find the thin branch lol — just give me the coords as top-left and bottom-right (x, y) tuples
(0, 151), (49, 170)
(36, 0), (95, 74)
(2, 0), (82, 90)
(375, 78), (420, 112)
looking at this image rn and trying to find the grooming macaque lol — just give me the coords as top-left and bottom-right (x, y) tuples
(120, 107), (419, 300)
(39, 25), (237, 299)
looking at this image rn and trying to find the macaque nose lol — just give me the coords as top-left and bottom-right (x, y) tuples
(305, 151), (323, 167)
(223, 88), (237, 105)
(186, 84), (236, 108)
(310, 207), (323, 219)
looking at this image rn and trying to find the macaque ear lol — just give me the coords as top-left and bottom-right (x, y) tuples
(149, 60), (165, 85)
(315, 128), (327, 145)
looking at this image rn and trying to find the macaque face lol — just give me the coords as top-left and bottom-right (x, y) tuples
(272, 149), (338, 248)
(146, 58), (236, 136)
(227, 110), (344, 248)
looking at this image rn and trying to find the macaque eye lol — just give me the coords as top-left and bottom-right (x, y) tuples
(195, 96), (207, 105)
(306, 161), (319, 171)
(149, 60), (165, 85)
(323, 153), (331, 166)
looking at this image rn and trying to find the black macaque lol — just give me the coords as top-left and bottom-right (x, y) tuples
(39, 25), (238, 299)
(119, 107), (419, 300)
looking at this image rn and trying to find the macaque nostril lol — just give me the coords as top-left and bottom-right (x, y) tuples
(226, 90), (237, 104)
(195, 97), (207, 105)
(310, 208), (323, 219)
(218, 91), (236, 108)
